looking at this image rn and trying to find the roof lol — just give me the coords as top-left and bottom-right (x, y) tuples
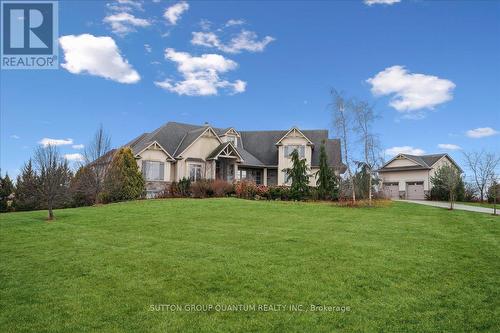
(122, 121), (344, 170)
(379, 153), (462, 172)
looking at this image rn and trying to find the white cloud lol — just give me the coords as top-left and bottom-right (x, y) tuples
(64, 153), (84, 162)
(10, 135), (20, 139)
(164, 1), (189, 25)
(144, 43), (152, 53)
(103, 12), (150, 35)
(191, 30), (275, 54)
(106, 0), (144, 13)
(72, 144), (85, 149)
(438, 143), (461, 150)
(59, 34), (140, 84)
(367, 66), (455, 112)
(364, 0), (401, 5)
(385, 146), (425, 156)
(466, 127), (499, 138)
(154, 48), (245, 96)
(225, 19), (245, 27)
(39, 138), (73, 147)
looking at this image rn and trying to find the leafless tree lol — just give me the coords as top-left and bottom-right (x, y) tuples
(462, 151), (500, 202)
(34, 145), (72, 220)
(353, 100), (383, 205)
(330, 89), (356, 202)
(83, 125), (112, 203)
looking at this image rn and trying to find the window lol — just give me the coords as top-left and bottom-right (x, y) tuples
(284, 145), (305, 159)
(142, 161), (164, 181)
(283, 170), (291, 185)
(189, 163), (203, 182)
(237, 168), (263, 185)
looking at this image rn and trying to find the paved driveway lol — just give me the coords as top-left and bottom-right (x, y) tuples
(398, 200), (498, 215)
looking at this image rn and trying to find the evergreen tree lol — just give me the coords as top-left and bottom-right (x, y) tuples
(284, 149), (310, 200)
(70, 166), (97, 207)
(0, 173), (15, 212)
(102, 147), (145, 203)
(316, 144), (338, 200)
(14, 160), (41, 211)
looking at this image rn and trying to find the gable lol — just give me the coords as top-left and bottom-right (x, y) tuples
(276, 128), (313, 145)
(179, 128), (222, 159)
(431, 154), (463, 173)
(385, 156), (420, 168)
(175, 127), (222, 158)
(137, 142), (173, 161)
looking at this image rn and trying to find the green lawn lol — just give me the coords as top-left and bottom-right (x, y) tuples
(459, 201), (498, 209)
(1, 198), (499, 333)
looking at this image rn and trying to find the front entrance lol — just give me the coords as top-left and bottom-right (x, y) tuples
(215, 159), (235, 181)
(407, 181), (425, 200)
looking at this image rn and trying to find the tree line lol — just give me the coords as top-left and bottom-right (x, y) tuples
(0, 126), (145, 220)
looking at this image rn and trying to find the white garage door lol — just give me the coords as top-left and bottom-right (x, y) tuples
(383, 182), (399, 199)
(407, 182), (425, 200)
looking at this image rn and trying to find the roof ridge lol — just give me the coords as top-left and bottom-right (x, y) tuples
(173, 132), (188, 156)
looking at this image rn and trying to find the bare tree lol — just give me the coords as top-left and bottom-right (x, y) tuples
(34, 145), (72, 220)
(462, 151), (500, 202)
(353, 100), (382, 205)
(83, 124), (112, 203)
(330, 89), (356, 202)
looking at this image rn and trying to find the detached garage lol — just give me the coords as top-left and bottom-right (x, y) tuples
(378, 153), (462, 200)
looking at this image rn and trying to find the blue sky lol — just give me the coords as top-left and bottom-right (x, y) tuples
(1, 0), (499, 179)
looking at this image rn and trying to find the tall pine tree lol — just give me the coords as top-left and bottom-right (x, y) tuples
(316, 144), (338, 200)
(14, 160), (41, 211)
(285, 149), (310, 200)
(0, 173), (15, 212)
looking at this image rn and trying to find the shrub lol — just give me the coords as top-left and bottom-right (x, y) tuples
(178, 177), (191, 197)
(212, 179), (234, 197)
(235, 181), (257, 199)
(255, 185), (269, 199)
(191, 179), (213, 198)
(268, 186), (291, 201)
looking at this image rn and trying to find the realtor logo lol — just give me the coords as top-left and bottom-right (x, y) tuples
(1, 1), (58, 69)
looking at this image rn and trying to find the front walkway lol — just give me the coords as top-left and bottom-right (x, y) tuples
(398, 200), (498, 215)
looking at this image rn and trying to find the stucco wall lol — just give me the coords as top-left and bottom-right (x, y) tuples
(277, 135), (312, 185)
(385, 158), (418, 168)
(136, 146), (172, 182)
(175, 130), (221, 180)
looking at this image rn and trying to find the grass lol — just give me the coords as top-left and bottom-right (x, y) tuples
(1, 198), (499, 333)
(458, 201), (497, 209)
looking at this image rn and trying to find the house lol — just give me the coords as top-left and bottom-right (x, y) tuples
(378, 153), (462, 200)
(121, 122), (345, 196)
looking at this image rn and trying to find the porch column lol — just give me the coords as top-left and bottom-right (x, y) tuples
(233, 163), (238, 181)
(263, 168), (268, 186)
(212, 160), (216, 179)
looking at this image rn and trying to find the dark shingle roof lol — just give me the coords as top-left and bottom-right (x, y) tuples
(124, 122), (344, 169)
(403, 153), (446, 168)
(378, 153), (458, 172)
